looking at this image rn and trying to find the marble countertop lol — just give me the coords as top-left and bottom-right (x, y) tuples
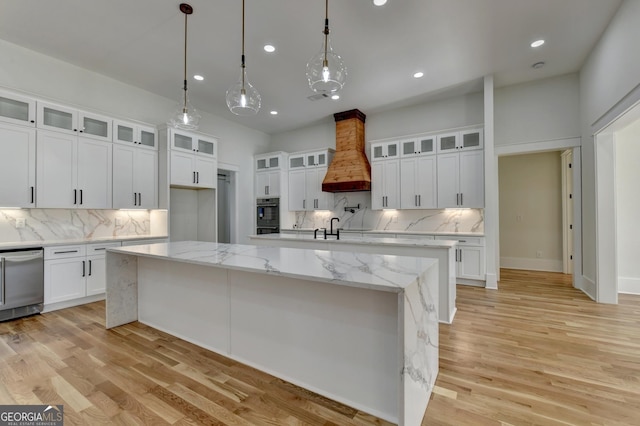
(108, 241), (438, 293)
(0, 235), (168, 251)
(282, 228), (484, 237)
(250, 233), (458, 249)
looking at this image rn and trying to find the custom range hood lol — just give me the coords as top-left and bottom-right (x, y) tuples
(322, 109), (371, 192)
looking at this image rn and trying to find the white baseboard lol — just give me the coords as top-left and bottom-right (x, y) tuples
(42, 294), (105, 313)
(580, 275), (597, 301)
(618, 277), (640, 295)
(485, 273), (498, 290)
(500, 257), (563, 273)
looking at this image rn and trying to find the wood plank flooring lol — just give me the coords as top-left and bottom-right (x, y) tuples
(0, 269), (639, 425)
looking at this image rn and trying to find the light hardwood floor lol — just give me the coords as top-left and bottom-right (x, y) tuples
(0, 269), (638, 425)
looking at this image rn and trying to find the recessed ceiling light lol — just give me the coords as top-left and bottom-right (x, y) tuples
(270, 110), (278, 115)
(193, 75), (204, 81)
(264, 44), (276, 53)
(413, 71), (424, 78)
(530, 39), (545, 48)
(373, 0), (387, 5)
(331, 94), (340, 100)
(532, 61), (545, 69)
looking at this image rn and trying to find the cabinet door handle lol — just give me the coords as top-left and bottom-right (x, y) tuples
(30, 186), (34, 204)
(134, 192), (137, 206)
(418, 195), (421, 206)
(455, 249), (458, 262)
(414, 195), (417, 206)
(74, 189), (77, 205)
(265, 185), (269, 195)
(80, 189), (83, 205)
(138, 193), (142, 206)
(459, 249), (463, 262)
(82, 260), (86, 277)
(460, 193), (463, 206)
(88, 260), (92, 276)
(196, 172), (199, 184)
(456, 193), (460, 206)
(303, 200), (306, 209)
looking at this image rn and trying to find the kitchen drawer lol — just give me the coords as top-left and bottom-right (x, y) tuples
(398, 234), (435, 240)
(45, 245), (86, 259)
(435, 236), (484, 246)
(87, 242), (121, 255)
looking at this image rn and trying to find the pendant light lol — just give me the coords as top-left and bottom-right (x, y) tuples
(169, 3), (201, 130)
(226, 0), (261, 116)
(306, 0), (346, 94)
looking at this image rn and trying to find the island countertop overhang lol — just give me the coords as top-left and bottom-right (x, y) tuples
(107, 241), (438, 294)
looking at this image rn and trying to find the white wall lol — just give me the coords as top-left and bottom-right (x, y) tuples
(499, 152), (563, 272)
(580, 0), (640, 291)
(268, 92), (484, 153)
(495, 74), (580, 146)
(616, 118), (640, 294)
(0, 39), (270, 244)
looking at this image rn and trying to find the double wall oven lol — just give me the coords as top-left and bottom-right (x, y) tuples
(257, 198), (280, 234)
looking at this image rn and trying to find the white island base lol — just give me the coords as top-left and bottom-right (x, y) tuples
(106, 242), (439, 425)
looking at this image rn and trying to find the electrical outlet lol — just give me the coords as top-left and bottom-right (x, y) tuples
(15, 218), (26, 229)
(536, 250), (542, 258)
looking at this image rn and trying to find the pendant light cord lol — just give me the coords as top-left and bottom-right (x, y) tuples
(183, 10), (188, 109)
(241, 0), (246, 89)
(323, 0), (329, 66)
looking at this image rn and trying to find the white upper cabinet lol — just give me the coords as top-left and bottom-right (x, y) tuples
(0, 124), (36, 207)
(371, 141), (399, 161)
(401, 135), (436, 157)
(114, 120), (157, 150)
(37, 102), (112, 142)
(400, 156), (437, 209)
(288, 149), (333, 169)
(437, 150), (484, 208)
(169, 130), (217, 189)
(36, 130), (112, 209)
(371, 159), (400, 210)
(436, 128), (483, 153)
(0, 90), (36, 127)
(113, 144), (158, 209)
(256, 153), (282, 170)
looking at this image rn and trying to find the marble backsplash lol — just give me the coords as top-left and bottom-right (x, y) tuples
(293, 193), (484, 233)
(0, 209), (165, 244)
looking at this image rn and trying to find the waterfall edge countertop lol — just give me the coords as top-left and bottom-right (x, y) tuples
(107, 240), (438, 294)
(250, 232), (459, 249)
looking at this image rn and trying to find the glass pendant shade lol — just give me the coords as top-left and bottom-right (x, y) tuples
(306, 37), (346, 94)
(169, 91), (201, 130)
(226, 66), (261, 116)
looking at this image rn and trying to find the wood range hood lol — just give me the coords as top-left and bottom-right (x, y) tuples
(322, 109), (371, 192)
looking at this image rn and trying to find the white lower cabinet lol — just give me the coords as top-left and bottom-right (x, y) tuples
(44, 242), (120, 307)
(435, 236), (485, 281)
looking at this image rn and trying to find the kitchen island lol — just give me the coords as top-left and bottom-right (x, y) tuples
(250, 232), (458, 324)
(105, 241), (439, 426)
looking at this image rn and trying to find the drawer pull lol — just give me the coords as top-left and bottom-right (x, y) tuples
(53, 250), (78, 254)
(93, 247), (107, 251)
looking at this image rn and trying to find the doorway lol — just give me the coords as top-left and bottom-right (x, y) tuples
(498, 151), (567, 273)
(594, 100), (640, 301)
(217, 168), (237, 244)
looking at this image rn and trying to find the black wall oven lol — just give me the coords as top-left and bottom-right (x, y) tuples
(257, 198), (280, 234)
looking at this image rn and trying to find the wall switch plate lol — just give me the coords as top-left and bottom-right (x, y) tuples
(15, 218), (26, 229)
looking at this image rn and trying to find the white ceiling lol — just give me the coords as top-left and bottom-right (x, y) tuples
(0, 0), (622, 135)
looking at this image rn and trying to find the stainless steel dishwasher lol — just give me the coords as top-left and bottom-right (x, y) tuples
(0, 248), (44, 322)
